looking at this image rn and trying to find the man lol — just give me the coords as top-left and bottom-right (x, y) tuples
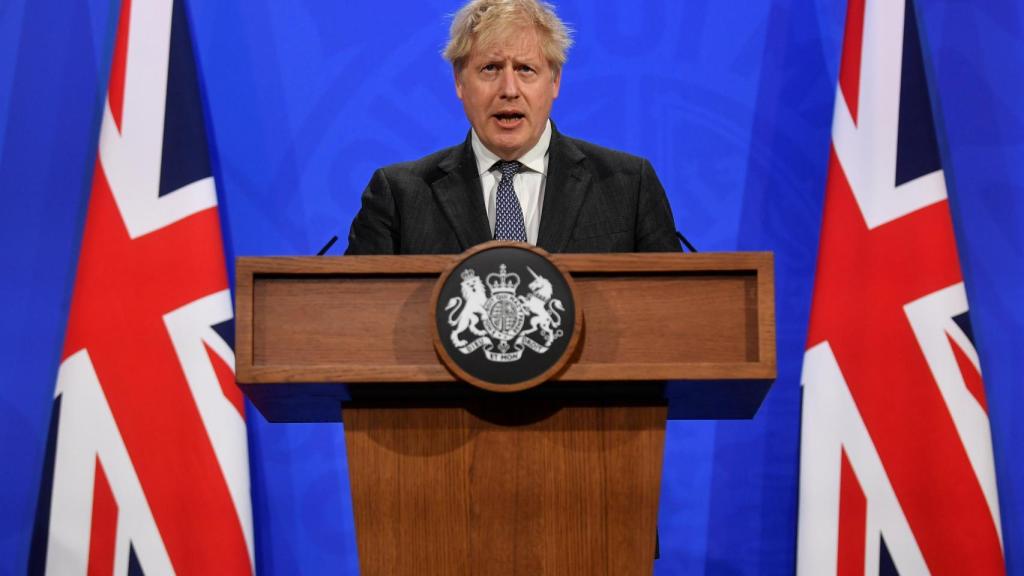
(345, 0), (680, 255)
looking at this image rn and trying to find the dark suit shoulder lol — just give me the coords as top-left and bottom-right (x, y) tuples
(558, 135), (648, 175)
(376, 143), (464, 184)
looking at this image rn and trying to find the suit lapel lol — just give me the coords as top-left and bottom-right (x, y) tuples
(432, 135), (492, 250)
(537, 128), (590, 252)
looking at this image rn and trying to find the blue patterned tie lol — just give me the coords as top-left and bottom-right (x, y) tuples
(492, 160), (527, 242)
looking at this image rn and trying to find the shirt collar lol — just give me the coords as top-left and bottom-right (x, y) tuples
(471, 120), (552, 176)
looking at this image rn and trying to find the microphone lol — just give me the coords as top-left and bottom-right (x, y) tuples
(675, 230), (697, 253)
(316, 235), (338, 256)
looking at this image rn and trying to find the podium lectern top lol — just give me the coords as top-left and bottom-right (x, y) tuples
(235, 251), (775, 422)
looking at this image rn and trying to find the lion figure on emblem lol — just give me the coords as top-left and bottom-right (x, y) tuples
(518, 267), (564, 346)
(446, 269), (489, 347)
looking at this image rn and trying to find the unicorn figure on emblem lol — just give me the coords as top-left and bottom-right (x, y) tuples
(518, 267), (564, 347)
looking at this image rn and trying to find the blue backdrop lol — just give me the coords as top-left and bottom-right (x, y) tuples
(1, 0), (1021, 574)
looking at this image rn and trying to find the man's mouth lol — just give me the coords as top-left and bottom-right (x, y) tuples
(493, 111), (525, 127)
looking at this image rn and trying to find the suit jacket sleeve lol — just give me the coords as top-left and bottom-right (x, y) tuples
(345, 168), (400, 255)
(636, 159), (683, 252)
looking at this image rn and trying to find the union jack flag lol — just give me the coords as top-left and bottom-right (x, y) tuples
(28, 0), (254, 573)
(797, 0), (1004, 574)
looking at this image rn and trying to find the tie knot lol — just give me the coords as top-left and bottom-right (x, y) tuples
(497, 160), (521, 178)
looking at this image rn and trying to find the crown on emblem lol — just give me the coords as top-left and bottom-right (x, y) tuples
(460, 268), (478, 282)
(486, 264), (520, 294)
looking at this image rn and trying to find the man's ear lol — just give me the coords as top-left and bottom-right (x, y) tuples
(552, 69), (561, 99)
(454, 67), (464, 100)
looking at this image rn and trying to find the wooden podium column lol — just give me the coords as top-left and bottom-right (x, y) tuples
(344, 400), (666, 576)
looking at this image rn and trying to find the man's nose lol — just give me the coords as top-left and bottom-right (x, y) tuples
(499, 67), (519, 98)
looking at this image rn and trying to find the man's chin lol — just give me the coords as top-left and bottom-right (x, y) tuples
(482, 131), (537, 160)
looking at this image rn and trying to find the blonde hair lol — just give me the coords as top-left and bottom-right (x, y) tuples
(443, 0), (573, 73)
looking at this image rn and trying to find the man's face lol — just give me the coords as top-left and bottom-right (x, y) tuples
(455, 27), (561, 160)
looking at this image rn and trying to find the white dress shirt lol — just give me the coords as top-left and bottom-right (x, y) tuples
(471, 120), (551, 245)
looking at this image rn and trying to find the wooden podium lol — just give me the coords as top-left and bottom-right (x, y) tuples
(235, 251), (775, 576)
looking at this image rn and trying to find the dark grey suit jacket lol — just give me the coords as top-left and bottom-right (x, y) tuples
(345, 126), (681, 255)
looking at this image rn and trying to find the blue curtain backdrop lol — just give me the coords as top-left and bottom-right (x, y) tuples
(1, 0), (1021, 574)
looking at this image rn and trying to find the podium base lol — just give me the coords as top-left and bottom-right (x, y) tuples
(343, 398), (667, 576)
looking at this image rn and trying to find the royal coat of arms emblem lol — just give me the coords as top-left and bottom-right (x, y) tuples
(433, 242), (579, 391)
(445, 264), (565, 362)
